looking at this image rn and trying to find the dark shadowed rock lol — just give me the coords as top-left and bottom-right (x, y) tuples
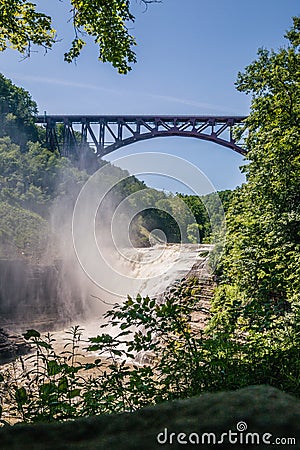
(0, 328), (30, 364)
(0, 385), (299, 449)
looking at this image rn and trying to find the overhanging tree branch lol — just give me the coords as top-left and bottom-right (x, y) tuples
(0, 0), (162, 73)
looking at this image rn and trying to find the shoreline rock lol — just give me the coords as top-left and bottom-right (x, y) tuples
(0, 328), (31, 365)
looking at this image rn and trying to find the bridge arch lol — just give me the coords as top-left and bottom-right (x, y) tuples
(36, 115), (247, 157)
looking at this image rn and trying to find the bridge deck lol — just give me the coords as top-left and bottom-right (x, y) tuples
(36, 115), (246, 123)
(36, 114), (247, 157)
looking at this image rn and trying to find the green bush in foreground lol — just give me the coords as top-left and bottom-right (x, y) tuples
(0, 277), (298, 425)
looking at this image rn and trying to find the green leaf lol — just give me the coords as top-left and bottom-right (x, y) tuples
(58, 377), (68, 393)
(47, 360), (62, 376)
(39, 382), (56, 397)
(23, 329), (40, 340)
(35, 341), (52, 349)
(15, 387), (28, 405)
(69, 389), (81, 398)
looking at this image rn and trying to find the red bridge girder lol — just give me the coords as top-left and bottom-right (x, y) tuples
(36, 115), (247, 157)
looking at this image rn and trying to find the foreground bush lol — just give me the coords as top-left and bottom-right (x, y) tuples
(0, 276), (298, 425)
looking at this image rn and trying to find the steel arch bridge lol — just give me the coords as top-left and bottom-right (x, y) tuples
(36, 115), (247, 157)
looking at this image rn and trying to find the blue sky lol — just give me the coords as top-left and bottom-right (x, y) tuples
(1, 0), (299, 193)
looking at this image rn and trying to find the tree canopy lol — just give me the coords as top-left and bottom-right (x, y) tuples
(0, 0), (160, 74)
(0, 73), (38, 148)
(209, 17), (300, 391)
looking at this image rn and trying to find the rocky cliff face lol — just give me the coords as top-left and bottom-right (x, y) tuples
(0, 259), (61, 324)
(0, 258), (87, 363)
(0, 259), (86, 328)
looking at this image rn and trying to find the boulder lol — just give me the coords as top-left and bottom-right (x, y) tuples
(0, 385), (299, 449)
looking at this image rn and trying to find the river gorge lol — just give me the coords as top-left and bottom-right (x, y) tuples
(0, 244), (215, 363)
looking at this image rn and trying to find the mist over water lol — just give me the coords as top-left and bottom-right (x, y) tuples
(0, 152), (223, 342)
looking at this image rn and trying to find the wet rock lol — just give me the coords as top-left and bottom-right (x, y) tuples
(0, 328), (30, 365)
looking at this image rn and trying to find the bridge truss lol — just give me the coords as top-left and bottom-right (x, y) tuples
(36, 115), (247, 157)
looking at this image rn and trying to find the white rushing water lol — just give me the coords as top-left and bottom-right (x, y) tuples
(51, 243), (212, 351)
(122, 243), (209, 298)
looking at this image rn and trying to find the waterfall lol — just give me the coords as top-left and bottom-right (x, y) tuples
(50, 243), (213, 351)
(121, 244), (207, 298)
